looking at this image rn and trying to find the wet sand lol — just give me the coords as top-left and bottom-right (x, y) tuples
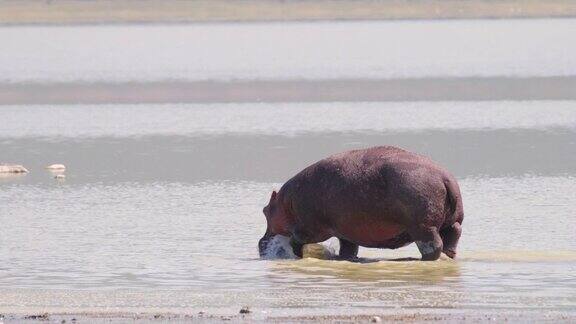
(2, 77), (576, 104)
(1, 0), (576, 25)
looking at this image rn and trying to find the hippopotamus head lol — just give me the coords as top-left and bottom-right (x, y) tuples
(258, 190), (292, 258)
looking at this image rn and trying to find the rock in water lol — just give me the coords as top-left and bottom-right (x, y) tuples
(46, 164), (66, 171)
(302, 243), (333, 259)
(0, 164), (29, 173)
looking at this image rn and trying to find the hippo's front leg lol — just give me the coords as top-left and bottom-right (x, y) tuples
(290, 237), (304, 258)
(338, 238), (359, 260)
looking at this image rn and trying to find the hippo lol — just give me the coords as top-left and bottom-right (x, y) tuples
(259, 146), (463, 261)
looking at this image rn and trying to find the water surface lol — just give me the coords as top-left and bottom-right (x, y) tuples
(1, 101), (575, 318)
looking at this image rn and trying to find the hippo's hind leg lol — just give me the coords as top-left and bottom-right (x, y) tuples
(440, 222), (462, 259)
(410, 226), (443, 261)
(338, 238), (359, 260)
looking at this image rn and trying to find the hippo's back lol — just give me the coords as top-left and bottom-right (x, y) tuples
(280, 146), (458, 231)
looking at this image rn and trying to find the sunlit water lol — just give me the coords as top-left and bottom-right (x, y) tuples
(1, 101), (575, 317)
(1, 19), (576, 82)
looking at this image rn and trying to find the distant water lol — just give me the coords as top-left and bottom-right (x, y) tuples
(1, 101), (576, 138)
(1, 19), (576, 82)
(1, 101), (576, 317)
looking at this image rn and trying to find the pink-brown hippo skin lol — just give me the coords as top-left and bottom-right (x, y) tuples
(259, 146), (464, 261)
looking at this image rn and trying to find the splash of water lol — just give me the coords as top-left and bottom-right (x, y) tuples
(262, 236), (338, 260)
(261, 235), (296, 259)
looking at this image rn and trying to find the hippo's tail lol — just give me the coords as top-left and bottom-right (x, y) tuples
(443, 178), (464, 226)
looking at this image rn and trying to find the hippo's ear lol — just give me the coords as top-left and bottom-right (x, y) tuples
(270, 190), (277, 202)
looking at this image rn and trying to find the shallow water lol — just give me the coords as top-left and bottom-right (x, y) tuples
(1, 19), (576, 319)
(1, 101), (576, 317)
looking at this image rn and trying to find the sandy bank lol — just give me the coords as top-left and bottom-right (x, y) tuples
(1, 0), (575, 25)
(1, 309), (575, 323)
